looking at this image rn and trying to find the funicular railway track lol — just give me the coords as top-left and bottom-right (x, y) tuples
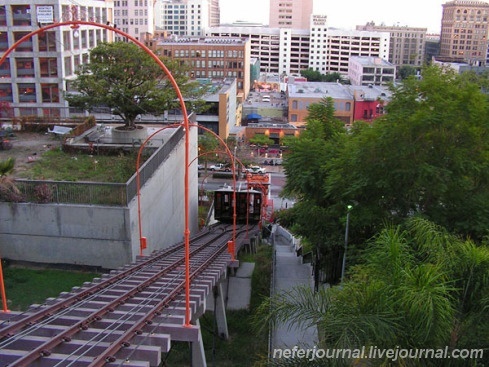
(0, 224), (256, 367)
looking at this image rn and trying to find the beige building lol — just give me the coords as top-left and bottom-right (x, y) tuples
(356, 22), (428, 67)
(113, 0), (154, 41)
(438, 0), (489, 65)
(287, 82), (354, 125)
(150, 36), (251, 98)
(269, 0), (313, 29)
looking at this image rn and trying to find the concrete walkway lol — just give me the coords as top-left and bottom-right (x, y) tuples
(271, 227), (318, 350)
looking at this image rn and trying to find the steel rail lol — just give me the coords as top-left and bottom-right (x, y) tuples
(0, 227), (222, 342)
(87, 234), (234, 367)
(2, 227), (237, 367)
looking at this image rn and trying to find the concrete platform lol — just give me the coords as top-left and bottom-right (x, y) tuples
(206, 262), (255, 311)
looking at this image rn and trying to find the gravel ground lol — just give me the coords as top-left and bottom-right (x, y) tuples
(0, 132), (62, 176)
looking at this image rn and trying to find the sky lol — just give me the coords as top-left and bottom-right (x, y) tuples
(219, 0), (451, 33)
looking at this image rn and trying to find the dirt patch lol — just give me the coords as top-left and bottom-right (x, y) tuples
(0, 132), (63, 177)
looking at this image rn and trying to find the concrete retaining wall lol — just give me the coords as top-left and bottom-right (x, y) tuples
(0, 126), (199, 269)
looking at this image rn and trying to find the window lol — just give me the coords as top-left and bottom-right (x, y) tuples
(18, 83), (36, 103)
(0, 33), (8, 52)
(16, 58), (35, 78)
(0, 59), (10, 78)
(64, 56), (72, 75)
(0, 6), (6, 26)
(63, 31), (71, 51)
(41, 83), (60, 103)
(14, 32), (33, 52)
(11, 5), (31, 26)
(0, 84), (13, 102)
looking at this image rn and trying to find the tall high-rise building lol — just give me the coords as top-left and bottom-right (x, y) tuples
(269, 0), (313, 29)
(154, 0), (219, 36)
(438, 0), (489, 65)
(113, 0), (154, 41)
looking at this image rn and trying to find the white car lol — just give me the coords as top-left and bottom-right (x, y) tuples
(245, 165), (266, 174)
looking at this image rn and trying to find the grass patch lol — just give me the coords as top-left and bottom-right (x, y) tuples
(163, 243), (273, 367)
(3, 266), (100, 311)
(16, 149), (148, 183)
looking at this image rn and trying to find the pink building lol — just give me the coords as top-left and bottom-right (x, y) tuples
(269, 0), (313, 29)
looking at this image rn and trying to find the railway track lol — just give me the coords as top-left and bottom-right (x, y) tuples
(0, 224), (256, 367)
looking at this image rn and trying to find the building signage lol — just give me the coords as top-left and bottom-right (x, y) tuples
(37, 6), (54, 24)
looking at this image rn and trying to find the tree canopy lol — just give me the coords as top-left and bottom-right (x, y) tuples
(280, 65), (489, 284)
(300, 68), (344, 83)
(65, 42), (207, 129)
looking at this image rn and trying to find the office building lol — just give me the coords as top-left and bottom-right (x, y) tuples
(207, 25), (310, 75)
(356, 22), (427, 67)
(150, 36), (251, 98)
(438, 0), (489, 65)
(113, 0), (153, 41)
(309, 27), (390, 77)
(154, 0), (218, 37)
(348, 56), (396, 86)
(269, 0), (313, 29)
(0, 1), (114, 119)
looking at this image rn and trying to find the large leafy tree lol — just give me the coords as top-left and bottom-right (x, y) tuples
(280, 65), (489, 285)
(330, 65), (489, 242)
(281, 97), (347, 283)
(65, 42), (206, 129)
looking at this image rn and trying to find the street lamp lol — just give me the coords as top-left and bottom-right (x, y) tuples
(340, 204), (353, 284)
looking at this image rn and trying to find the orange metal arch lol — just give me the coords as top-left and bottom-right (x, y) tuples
(0, 21), (196, 325)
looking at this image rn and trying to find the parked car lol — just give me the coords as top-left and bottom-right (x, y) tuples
(197, 163), (205, 170)
(209, 163), (231, 172)
(245, 165), (266, 174)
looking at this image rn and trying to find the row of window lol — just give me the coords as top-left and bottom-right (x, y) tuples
(0, 57), (59, 79)
(170, 49), (245, 58)
(0, 83), (60, 103)
(0, 30), (106, 53)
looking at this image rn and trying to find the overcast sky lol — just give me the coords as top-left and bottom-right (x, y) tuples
(219, 0), (456, 33)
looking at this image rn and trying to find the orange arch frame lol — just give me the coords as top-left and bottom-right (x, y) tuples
(0, 21), (197, 325)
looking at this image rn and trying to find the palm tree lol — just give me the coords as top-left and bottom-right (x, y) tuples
(256, 217), (489, 366)
(0, 157), (21, 201)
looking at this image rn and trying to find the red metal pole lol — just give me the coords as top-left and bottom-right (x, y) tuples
(136, 124), (182, 256)
(0, 22), (194, 321)
(0, 259), (8, 312)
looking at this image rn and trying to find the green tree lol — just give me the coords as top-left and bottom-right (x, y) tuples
(281, 97), (347, 284)
(249, 134), (274, 146)
(331, 65), (489, 242)
(398, 65), (418, 80)
(300, 68), (344, 83)
(65, 42), (206, 129)
(198, 131), (219, 170)
(280, 65), (489, 285)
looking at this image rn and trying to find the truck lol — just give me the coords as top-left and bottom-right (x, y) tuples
(209, 163), (231, 172)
